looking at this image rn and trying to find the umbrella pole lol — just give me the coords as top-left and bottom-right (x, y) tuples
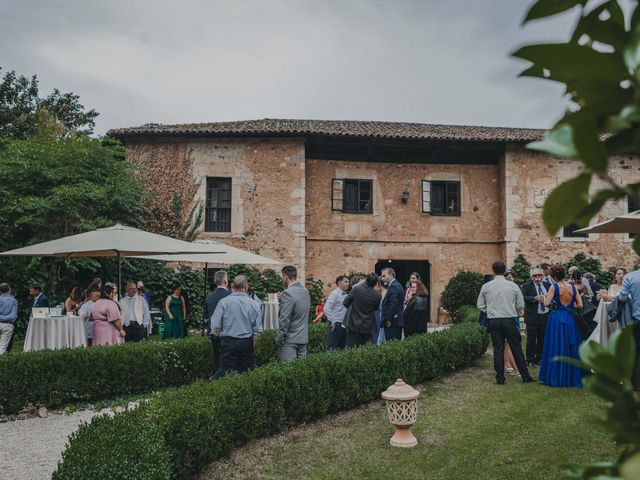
(117, 251), (122, 298)
(202, 262), (208, 337)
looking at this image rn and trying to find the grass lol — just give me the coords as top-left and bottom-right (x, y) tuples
(200, 352), (618, 480)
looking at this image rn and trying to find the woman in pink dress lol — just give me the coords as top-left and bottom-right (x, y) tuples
(91, 284), (125, 346)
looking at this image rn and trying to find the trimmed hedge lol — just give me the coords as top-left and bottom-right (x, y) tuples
(53, 323), (489, 480)
(458, 305), (481, 324)
(0, 323), (328, 415)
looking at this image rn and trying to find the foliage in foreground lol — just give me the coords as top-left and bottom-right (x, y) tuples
(52, 323), (489, 480)
(514, 0), (640, 254)
(0, 323), (327, 415)
(559, 326), (640, 480)
(515, 1), (640, 476)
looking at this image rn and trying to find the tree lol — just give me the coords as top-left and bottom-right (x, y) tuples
(124, 142), (203, 240)
(0, 134), (147, 296)
(514, 2), (640, 477)
(0, 67), (98, 138)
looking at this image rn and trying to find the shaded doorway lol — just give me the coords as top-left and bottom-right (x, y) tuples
(374, 259), (431, 321)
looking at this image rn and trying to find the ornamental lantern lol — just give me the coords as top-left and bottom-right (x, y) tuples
(381, 378), (420, 448)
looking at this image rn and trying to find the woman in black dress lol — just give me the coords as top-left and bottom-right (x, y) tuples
(404, 280), (429, 337)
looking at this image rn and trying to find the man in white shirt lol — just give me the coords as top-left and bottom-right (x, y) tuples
(477, 261), (534, 385)
(119, 281), (150, 342)
(325, 275), (349, 351)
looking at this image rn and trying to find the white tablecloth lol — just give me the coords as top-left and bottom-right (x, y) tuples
(587, 301), (618, 347)
(24, 316), (87, 352)
(261, 303), (279, 331)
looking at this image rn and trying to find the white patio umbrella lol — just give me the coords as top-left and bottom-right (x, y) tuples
(137, 240), (281, 266)
(574, 210), (640, 234)
(0, 224), (228, 291)
(137, 241), (281, 333)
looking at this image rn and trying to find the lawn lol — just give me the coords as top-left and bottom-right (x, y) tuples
(201, 351), (618, 480)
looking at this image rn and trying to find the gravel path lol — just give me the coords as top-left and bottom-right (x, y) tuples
(0, 408), (106, 480)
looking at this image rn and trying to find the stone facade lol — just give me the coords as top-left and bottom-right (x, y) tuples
(504, 145), (639, 269)
(119, 127), (640, 321)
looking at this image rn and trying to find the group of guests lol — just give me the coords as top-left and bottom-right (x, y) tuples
(316, 268), (429, 351)
(76, 279), (189, 346)
(205, 265), (310, 377)
(0, 276), (190, 353)
(204, 265), (431, 378)
(478, 261), (640, 390)
(71, 279), (153, 346)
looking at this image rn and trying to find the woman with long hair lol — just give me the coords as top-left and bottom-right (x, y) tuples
(404, 280), (429, 337)
(64, 287), (83, 315)
(164, 283), (187, 339)
(539, 263), (584, 387)
(598, 267), (627, 302)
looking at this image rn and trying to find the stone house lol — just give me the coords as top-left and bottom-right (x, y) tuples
(109, 119), (640, 321)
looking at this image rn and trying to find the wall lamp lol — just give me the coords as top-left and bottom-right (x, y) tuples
(401, 187), (410, 204)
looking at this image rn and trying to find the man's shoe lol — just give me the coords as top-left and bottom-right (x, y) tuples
(522, 377), (536, 384)
(496, 379), (505, 385)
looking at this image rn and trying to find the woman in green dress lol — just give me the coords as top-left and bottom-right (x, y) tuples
(163, 283), (187, 339)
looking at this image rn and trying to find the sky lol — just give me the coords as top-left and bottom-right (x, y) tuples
(0, 0), (579, 135)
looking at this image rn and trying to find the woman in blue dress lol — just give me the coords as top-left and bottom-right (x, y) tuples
(539, 263), (584, 388)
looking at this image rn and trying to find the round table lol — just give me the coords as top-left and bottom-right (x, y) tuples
(261, 302), (279, 330)
(23, 315), (87, 352)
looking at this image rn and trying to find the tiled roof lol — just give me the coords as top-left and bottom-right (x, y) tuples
(107, 118), (546, 143)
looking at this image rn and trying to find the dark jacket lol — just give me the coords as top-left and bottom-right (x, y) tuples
(33, 294), (49, 308)
(521, 280), (550, 322)
(608, 296), (634, 328)
(344, 283), (382, 334)
(404, 295), (428, 337)
(381, 280), (404, 328)
(206, 287), (231, 334)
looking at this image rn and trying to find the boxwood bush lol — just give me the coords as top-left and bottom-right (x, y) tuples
(441, 269), (484, 321)
(458, 305), (481, 324)
(53, 323), (489, 480)
(0, 323), (328, 415)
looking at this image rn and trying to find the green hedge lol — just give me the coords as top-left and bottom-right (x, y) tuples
(53, 323), (489, 480)
(458, 305), (481, 324)
(0, 323), (329, 415)
(441, 270), (484, 322)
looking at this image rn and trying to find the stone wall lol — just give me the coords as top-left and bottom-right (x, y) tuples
(305, 159), (502, 242)
(126, 137), (307, 276)
(125, 136), (640, 322)
(305, 158), (504, 319)
(505, 144), (640, 270)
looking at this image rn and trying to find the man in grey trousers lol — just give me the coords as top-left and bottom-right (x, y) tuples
(276, 265), (310, 361)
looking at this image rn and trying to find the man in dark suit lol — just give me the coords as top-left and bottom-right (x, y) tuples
(380, 268), (404, 340)
(521, 267), (550, 366)
(276, 265), (311, 361)
(344, 273), (382, 347)
(206, 270), (231, 378)
(29, 285), (49, 310)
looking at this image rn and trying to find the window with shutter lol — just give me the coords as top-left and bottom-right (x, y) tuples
(423, 180), (460, 216)
(331, 178), (373, 214)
